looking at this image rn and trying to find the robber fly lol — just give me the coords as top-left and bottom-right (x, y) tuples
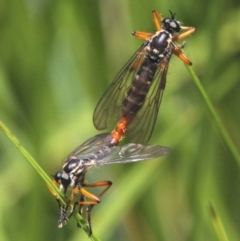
(93, 10), (195, 144)
(49, 133), (171, 235)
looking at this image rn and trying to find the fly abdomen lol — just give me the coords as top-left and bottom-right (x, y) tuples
(86, 144), (115, 162)
(122, 58), (158, 119)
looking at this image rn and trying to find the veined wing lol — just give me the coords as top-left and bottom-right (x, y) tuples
(93, 40), (173, 144)
(93, 143), (171, 166)
(66, 133), (113, 159)
(93, 43), (147, 130)
(125, 54), (172, 144)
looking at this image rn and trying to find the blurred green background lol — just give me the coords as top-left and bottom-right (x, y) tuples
(0, 0), (240, 240)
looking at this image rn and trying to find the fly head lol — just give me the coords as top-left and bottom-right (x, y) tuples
(162, 11), (181, 34)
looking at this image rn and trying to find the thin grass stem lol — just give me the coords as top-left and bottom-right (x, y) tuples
(209, 203), (229, 241)
(0, 121), (100, 241)
(186, 66), (240, 167)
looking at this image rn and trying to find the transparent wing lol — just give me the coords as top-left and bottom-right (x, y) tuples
(65, 134), (170, 167)
(67, 133), (113, 158)
(93, 40), (173, 144)
(93, 143), (171, 166)
(126, 56), (171, 144)
(93, 43), (147, 130)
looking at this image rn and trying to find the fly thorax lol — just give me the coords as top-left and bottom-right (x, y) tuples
(147, 31), (172, 63)
(71, 162), (86, 187)
(63, 157), (86, 184)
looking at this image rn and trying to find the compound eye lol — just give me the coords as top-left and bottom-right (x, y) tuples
(163, 18), (181, 33)
(54, 171), (71, 188)
(54, 171), (63, 182)
(169, 20), (180, 32)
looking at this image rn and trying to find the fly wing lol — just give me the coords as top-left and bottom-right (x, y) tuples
(67, 133), (112, 158)
(93, 143), (171, 166)
(93, 43), (147, 130)
(126, 55), (171, 144)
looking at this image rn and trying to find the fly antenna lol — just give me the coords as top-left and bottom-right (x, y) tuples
(169, 10), (176, 20)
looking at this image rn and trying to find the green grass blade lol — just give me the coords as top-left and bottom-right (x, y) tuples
(0, 121), (63, 200)
(209, 203), (229, 241)
(0, 120), (100, 241)
(186, 66), (240, 166)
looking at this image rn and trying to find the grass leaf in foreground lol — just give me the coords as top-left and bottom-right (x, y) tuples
(0, 121), (100, 241)
(209, 203), (229, 241)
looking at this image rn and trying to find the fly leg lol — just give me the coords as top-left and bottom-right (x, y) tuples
(47, 180), (69, 228)
(68, 180), (112, 236)
(172, 26), (195, 65)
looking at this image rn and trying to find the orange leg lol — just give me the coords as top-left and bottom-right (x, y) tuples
(134, 9), (195, 65)
(68, 180), (112, 236)
(171, 27), (195, 65)
(152, 10), (163, 31)
(55, 185), (83, 228)
(47, 178), (112, 234)
(172, 45), (192, 65)
(173, 26), (195, 41)
(132, 31), (154, 41)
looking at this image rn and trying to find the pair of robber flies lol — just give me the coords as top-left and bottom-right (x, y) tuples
(48, 10), (195, 236)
